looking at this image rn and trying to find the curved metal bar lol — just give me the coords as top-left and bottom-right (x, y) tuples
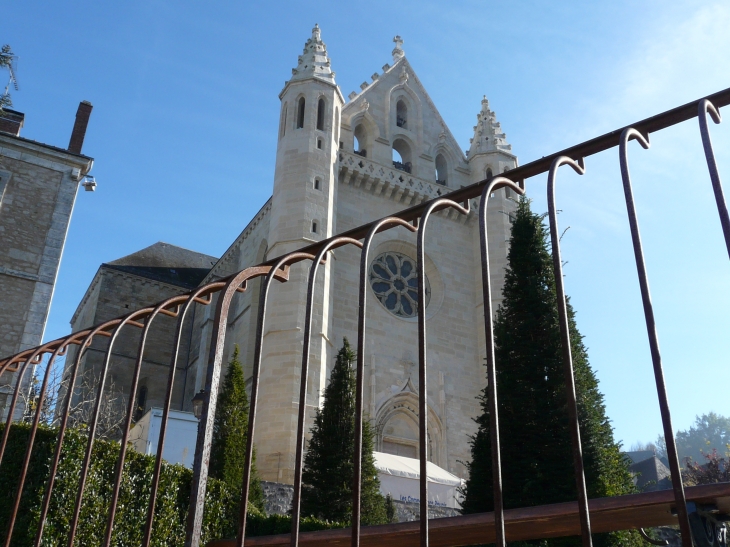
(478, 177), (525, 547)
(3, 343), (66, 547)
(0, 341), (55, 469)
(639, 527), (669, 546)
(546, 155), (592, 547)
(0, 351), (42, 380)
(185, 264), (288, 547)
(416, 198), (470, 547)
(698, 99), (730, 259)
(140, 289), (222, 547)
(619, 128), (693, 547)
(100, 292), (205, 545)
(236, 253), (313, 547)
(290, 237), (364, 547)
(67, 309), (164, 547)
(0, 337), (74, 375)
(32, 321), (120, 547)
(0, 272), (236, 372)
(353, 218), (417, 547)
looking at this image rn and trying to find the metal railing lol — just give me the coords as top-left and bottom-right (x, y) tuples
(0, 87), (729, 547)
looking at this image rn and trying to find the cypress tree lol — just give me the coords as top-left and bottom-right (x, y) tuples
(301, 338), (387, 525)
(462, 197), (639, 547)
(210, 345), (265, 512)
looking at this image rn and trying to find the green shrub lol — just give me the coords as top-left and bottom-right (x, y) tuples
(0, 423), (341, 546)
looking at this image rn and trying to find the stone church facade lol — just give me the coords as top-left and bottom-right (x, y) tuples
(67, 26), (518, 483)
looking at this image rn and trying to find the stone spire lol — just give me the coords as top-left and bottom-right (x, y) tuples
(467, 95), (512, 157)
(392, 35), (405, 62)
(289, 24), (336, 84)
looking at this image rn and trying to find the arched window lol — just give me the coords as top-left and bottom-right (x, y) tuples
(297, 97), (306, 129)
(486, 167), (493, 180)
(279, 103), (288, 139)
(311, 220), (318, 233)
(435, 154), (447, 185)
(314, 178), (321, 190)
(316, 98), (325, 131)
(392, 138), (412, 173)
(503, 167), (511, 197)
(396, 99), (408, 129)
(354, 124), (368, 157)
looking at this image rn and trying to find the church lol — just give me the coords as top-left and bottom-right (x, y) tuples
(66, 25), (519, 486)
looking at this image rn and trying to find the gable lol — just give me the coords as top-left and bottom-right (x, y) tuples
(342, 57), (467, 170)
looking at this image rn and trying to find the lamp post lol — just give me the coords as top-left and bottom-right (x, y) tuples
(191, 390), (205, 420)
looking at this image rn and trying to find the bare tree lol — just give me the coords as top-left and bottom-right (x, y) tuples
(21, 355), (128, 440)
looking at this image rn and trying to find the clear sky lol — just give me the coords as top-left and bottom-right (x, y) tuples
(3, 0), (728, 450)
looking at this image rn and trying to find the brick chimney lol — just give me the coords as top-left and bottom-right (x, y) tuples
(0, 109), (25, 136)
(68, 100), (93, 154)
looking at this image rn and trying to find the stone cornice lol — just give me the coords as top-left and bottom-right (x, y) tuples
(0, 133), (93, 174)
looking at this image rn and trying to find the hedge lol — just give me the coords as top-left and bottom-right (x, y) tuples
(0, 424), (342, 546)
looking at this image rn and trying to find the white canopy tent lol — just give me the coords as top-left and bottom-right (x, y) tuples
(373, 451), (465, 509)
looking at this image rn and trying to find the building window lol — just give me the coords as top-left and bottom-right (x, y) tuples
(297, 97), (306, 129)
(317, 138), (322, 149)
(317, 98), (325, 131)
(279, 103), (287, 139)
(392, 138), (412, 174)
(435, 153), (447, 185)
(396, 99), (408, 129)
(486, 167), (493, 180)
(312, 220), (318, 233)
(314, 178), (320, 190)
(354, 123), (368, 157)
(369, 251), (431, 318)
(134, 385), (148, 421)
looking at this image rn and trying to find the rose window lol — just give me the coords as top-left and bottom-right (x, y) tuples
(369, 252), (431, 318)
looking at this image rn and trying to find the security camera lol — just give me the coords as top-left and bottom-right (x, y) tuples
(81, 175), (97, 192)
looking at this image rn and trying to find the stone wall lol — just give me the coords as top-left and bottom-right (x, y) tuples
(260, 480), (460, 523)
(64, 268), (197, 424)
(0, 133), (92, 421)
(261, 480), (294, 516)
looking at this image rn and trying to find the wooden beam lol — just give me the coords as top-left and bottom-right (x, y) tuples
(208, 483), (730, 547)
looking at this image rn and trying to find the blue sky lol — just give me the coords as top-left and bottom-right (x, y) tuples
(4, 0), (729, 449)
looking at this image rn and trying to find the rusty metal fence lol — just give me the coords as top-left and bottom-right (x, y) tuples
(1, 88), (729, 547)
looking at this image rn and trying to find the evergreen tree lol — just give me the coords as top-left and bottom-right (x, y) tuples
(210, 345), (265, 512)
(384, 493), (398, 524)
(462, 197), (639, 547)
(301, 338), (387, 525)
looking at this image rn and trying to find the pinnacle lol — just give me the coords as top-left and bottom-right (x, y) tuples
(288, 24), (336, 85)
(467, 95), (512, 157)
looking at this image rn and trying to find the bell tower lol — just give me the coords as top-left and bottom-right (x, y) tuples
(268, 23), (344, 255)
(257, 25), (344, 483)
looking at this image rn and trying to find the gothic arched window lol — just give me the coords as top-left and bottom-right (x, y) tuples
(354, 124), (368, 157)
(396, 99), (408, 129)
(316, 98), (325, 131)
(392, 138), (412, 173)
(435, 154), (447, 185)
(486, 167), (493, 180)
(297, 97), (306, 129)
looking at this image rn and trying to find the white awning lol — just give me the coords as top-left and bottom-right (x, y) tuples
(373, 451), (465, 509)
